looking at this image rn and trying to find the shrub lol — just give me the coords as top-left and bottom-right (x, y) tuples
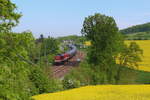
(62, 76), (81, 89)
(29, 66), (63, 94)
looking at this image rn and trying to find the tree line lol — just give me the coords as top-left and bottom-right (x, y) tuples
(120, 22), (150, 34)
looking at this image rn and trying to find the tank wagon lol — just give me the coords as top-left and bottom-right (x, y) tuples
(54, 44), (77, 64)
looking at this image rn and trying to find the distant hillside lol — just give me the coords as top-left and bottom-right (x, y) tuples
(120, 22), (150, 34)
(124, 32), (150, 40)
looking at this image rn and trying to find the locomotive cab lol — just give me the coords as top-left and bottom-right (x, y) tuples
(63, 53), (70, 61)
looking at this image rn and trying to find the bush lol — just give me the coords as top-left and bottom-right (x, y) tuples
(62, 61), (94, 89)
(62, 77), (81, 89)
(29, 66), (63, 94)
(29, 66), (52, 94)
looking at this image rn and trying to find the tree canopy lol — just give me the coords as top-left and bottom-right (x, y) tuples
(0, 0), (22, 32)
(81, 13), (123, 65)
(81, 13), (124, 84)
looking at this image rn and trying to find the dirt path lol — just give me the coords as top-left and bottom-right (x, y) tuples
(51, 51), (85, 79)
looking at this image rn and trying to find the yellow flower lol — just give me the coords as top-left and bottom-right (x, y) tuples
(32, 85), (150, 100)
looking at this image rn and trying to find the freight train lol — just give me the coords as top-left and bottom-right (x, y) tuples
(54, 44), (77, 64)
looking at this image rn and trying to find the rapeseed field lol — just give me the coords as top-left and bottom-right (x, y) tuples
(126, 40), (150, 72)
(85, 40), (150, 72)
(33, 85), (150, 100)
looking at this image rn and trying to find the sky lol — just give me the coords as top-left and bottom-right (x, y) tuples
(12, 0), (150, 38)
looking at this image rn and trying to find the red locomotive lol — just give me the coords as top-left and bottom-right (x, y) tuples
(54, 44), (77, 64)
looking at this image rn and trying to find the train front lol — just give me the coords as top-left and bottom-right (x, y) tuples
(54, 44), (77, 64)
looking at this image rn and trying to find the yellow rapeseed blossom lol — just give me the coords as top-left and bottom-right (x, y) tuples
(84, 41), (91, 46)
(126, 40), (150, 72)
(32, 85), (150, 100)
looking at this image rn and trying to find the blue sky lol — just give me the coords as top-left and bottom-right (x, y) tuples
(12, 0), (150, 38)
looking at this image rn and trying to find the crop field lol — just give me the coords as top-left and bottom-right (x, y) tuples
(126, 40), (150, 72)
(33, 85), (150, 100)
(85, 40), (150, 72)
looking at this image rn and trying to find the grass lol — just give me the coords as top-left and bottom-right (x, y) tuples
(118, 66), (150, 84)
(136, 69), (150, 84)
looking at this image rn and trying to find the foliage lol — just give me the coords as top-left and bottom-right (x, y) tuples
(115, 42), (143, 83)
(81, 13), (123, 65)
(29, 66), (62, 94)
(0, 32), (61, 100)
(0, 61), (34, 100)
(41, 37), (59, 56)
(120, 22), (150, 34)
(62, 76), (81, 89)
(0, 0), (22, 32)
(0, 32), (36, 100)
(0, 32), (35, 64)
(34, 35), (60, 66)
(62, 62), (93, 89)
(81, 13), (124, 84)
(118, 42), (143, 69)
(125, 40), (150, 72)
(0, 1), (62, 100)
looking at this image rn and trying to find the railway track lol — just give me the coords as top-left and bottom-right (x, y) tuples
(52, 65), (73, 78)
(51, 51), (85, 79)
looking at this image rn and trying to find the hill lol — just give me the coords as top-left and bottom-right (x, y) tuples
(124, 32), (150, 40)
(120, 22), (150, 34)
(120, 23), (150, 40)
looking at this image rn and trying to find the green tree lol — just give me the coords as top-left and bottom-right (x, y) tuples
(40, 36), (59, 65)
(0, 32), (37, 100)
(82, 13), (122, 65)
(0, 32), (62, 100)
(0, 0), (22, 32)
(0, 32), (35, 64)
(41, 37), (59, 56)
(115, 42), (143, 83)
(118, 42), (143, 68)
(81, 13), (123, 84)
